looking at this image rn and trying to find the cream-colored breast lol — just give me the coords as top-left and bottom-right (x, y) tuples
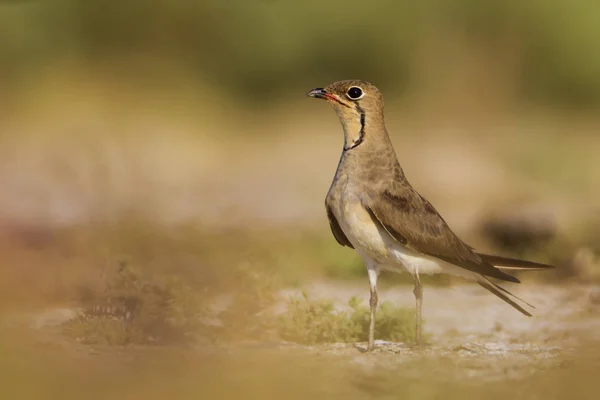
(336, 196), (391, 263)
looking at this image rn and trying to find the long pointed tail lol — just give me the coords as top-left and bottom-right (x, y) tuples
(477, 276), (534, 317)
(473, 254), (554, 316)
(478, 253), (555, 271)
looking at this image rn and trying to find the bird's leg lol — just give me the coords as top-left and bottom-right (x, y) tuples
(367, 267), (380, 352)
(368, 287), (378, 351)
(413, 273), (423, 345)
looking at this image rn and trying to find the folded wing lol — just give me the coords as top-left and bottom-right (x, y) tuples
(364, 182), (520, 283)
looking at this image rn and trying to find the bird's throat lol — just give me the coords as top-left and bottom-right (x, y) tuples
(343, 105), (366, 151)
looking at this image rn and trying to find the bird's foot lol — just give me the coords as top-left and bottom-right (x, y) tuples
(354, 341), (376, 353)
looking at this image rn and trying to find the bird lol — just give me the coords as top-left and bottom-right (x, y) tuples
(306, 80), (555, 351)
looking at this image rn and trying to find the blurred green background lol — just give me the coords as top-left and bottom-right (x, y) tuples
(2, 0), (600, 106)
(1, 1), (600, 398)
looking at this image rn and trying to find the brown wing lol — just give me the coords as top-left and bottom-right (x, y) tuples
(365, 182), (518, 282)
(325, 203), (354, 249)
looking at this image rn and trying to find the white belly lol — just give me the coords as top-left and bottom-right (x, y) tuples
(386, 246), (476, 280)
(337, 196), (476, 281)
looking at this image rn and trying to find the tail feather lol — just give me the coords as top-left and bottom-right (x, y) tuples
(471, 253), (553, 316)
(478, 253), (555, 271)
(485, 278), (535, 308)
(477, 277), (533, 317)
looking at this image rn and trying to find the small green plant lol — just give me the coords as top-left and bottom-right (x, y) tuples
(63, 258), (282, 345)
(63, 261), (206, 345)
(278, 292), (419, 345)
(278, 291), (357, 344)
(348, 296), (419, 343)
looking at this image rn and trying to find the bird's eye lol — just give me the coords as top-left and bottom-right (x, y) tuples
(346, 86), (364, 100)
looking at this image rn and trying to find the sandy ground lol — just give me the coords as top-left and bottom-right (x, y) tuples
(236, 282), (600, 381)
(281, 281), (600, 345)
(8, 281), (599, 383)
(13, 282), (600, 347)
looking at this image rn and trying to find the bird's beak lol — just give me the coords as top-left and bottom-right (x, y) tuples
(306, 87), (328, 99)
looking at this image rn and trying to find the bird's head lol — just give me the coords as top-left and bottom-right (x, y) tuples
(306, 80), (385, 150)
(307, 80), (383, 115)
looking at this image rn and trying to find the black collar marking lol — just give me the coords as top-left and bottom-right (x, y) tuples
(344, 103), (366, 151)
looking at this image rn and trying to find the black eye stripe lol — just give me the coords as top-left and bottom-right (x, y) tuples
(347, 86), (363, 100)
